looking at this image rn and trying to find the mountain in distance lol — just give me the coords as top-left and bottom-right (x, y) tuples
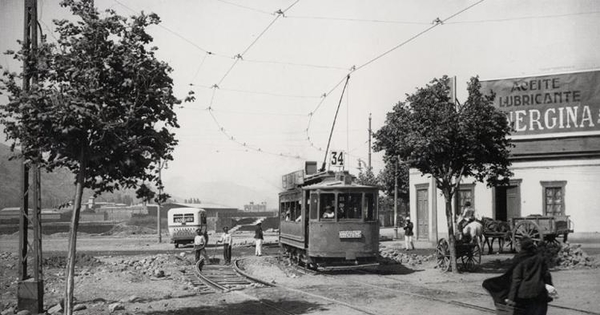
(0, 143), (137, 209)
(164, 176), (279, 210)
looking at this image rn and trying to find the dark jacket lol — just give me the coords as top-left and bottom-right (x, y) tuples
(404, 221), (414, 236)
(254, 226), (264, 240)
(509, 254), (552, 301)
(482, 249), (538, 304)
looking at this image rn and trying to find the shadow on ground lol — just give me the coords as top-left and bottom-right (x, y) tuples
(140, 298), (328, 315)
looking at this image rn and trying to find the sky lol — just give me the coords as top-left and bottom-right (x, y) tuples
(1, 0), (600, 206)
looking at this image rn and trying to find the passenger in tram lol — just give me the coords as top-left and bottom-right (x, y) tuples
(323, 206), (335, 219)
(338, 203), (346, 219)
(285, 210), (291, 221)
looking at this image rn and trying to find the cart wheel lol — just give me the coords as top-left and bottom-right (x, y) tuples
(436, 238), (451, 272)
(461, 243), (481, 272)
(513, 220), (542, 251)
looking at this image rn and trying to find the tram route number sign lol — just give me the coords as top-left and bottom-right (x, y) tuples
(339, 230), (362, 239)
(330, 151), (345, 166)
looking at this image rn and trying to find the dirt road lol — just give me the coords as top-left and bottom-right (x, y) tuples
(1, 232), (599, 314)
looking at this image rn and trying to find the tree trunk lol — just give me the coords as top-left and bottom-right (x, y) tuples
(444, 195), (459, 274)
(64, 153), (86, 315)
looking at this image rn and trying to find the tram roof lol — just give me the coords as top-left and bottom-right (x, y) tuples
(302, 179), (378, 190)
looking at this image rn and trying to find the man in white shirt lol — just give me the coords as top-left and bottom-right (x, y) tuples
(194, 229), (209, 265)
(217, 226), (233, 264)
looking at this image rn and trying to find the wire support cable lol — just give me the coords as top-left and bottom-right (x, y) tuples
(305, 0), (486, 153)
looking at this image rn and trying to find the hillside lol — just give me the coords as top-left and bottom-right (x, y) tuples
(164, 176), (278, 209)
(1, 143), (277, 210)
(0, 143), (136, 209)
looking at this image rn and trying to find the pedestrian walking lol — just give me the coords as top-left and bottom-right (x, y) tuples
(217, 226), (232, 265)
(403, 216), (415, 251)
(193, 228), (209, 267)
(254, 222), (264, 256)
(483, 237), (555, 315)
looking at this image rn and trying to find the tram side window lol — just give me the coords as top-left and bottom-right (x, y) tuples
(320, 193), (335, 219)
(280, 202), (289, 221)
(310, 194), (318, 220)
(365, 193), (376, 221)
(338, 193), (362, 219)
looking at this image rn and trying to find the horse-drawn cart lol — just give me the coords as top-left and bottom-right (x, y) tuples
(511, 215), (573, 251)
(436, 238), (482, 272)
(483, 215), (574, 253)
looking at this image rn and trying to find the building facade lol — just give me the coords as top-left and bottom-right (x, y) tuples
(408, 70), (600, 243)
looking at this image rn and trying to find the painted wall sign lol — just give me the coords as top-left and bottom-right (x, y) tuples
(481, 70), (600, 139)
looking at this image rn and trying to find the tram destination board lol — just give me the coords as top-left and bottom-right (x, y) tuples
(339, 230), (362, 239)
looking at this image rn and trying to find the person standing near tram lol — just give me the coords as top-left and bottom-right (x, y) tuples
(217, 226), (233, 265)
(194, 228), (209, 265)
(254, 222), (264, 256)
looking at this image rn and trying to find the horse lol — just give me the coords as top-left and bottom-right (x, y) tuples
(460, 220), (484, 250)
(481, 217), (512, 254)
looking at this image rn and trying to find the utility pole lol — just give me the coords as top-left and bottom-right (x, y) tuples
(157, 160), (168, 243)
(18, 0), (44, 313)
(368, 113), (372, 170)
(393, 157), (398, 239)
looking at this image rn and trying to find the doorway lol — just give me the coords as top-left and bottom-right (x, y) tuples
(416, 185), (429, 240)
(494, 180), (521, 221)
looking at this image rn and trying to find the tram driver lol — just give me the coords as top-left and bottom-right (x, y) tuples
(323, 206), (335, 219)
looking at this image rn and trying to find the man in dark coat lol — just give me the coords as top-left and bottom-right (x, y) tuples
(483, 237), (553, 315)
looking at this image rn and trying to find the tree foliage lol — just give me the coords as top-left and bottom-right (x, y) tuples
(0, 0), (185, 312)
(1, 1), (179, 196)
(373, 75), (513, 272)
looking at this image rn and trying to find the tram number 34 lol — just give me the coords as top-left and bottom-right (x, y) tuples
(330, 151), (345, 166)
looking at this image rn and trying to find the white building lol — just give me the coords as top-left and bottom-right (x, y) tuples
(408, 70), (600, 243)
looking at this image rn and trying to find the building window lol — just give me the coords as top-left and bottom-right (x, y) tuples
(541, 181), (566, 216)
(455, 184), (475, 216)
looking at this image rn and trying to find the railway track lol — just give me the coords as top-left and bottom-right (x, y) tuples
(278, 260), (600, 315)
(192, 257), (599, 315)
(191, 260), (272, 293)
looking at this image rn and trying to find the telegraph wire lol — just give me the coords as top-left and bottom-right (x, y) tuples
(190, 52), (209, 83)
(213, 0), (273, 15)
(189, 83), (321, 99)
(305, 0), (486, 154)
(288, 15), (429, 25)
(446, 10), (600, 24)
(243, 58), (348, 71)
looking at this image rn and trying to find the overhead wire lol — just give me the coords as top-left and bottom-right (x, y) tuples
(305, 0), (487, 156)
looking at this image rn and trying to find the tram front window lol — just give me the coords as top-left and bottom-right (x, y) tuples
(338, 192), (362, 219)
(320, 193), (335, 219)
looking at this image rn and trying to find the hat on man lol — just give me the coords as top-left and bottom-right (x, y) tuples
(520, 237), (536, 251)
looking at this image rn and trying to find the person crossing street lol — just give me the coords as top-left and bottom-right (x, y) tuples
(254, 222), (264, 256)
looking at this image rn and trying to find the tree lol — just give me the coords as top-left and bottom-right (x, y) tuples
(373, 76), (513, 273)
(356, 166), (378, 186)
(0, 1), (185, 313)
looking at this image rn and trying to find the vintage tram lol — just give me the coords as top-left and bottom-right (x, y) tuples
(167, 207), (207, 248)
(279, 162), (380, 270)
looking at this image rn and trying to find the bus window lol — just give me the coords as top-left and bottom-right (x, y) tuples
(200, 213), (207, 225)
(365, 193), (376, 221)
(320, 193), (335, 219)
(338, 192), (362, 219)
